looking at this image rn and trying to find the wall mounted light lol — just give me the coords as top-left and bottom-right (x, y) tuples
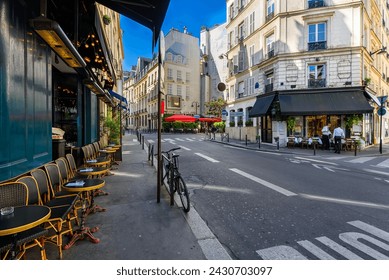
(369, 46), (387, 57)
(30, 16), (87, 68)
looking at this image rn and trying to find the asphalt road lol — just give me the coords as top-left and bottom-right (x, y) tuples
(145, 133), (389, 260)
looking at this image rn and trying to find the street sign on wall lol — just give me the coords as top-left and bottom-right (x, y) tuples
(377, 107), (387, 116)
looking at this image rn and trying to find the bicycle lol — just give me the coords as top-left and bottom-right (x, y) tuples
(161, 147), (190, 212)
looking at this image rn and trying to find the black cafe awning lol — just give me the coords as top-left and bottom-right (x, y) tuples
(95, 0), (171, 46)
(278, 89), (373, 116)
(249, 94), (275, 117)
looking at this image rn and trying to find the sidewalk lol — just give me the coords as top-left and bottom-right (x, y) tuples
(38, 134), (207, 260)
(209, 134), (389, 158)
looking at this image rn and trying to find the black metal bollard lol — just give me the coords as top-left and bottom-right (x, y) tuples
(258, 136), (261, 149)
(354, 140), (357, 156)
(313, 142), (316, 155)
(274, 137), (279, 150)
(141, 135), (144, 150)
(245, 135), (248, 146)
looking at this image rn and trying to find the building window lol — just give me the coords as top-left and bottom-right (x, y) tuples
(265, 72), (274, 93)
(248, 77), (255, 95)
(167, 95), (181, 108)
(176, 55), (183, 64)
(308, 22), (327, 51)
(249, 12), (255, 34)
(229, 3), (235, 20)
(177, 70), (182, 82)
(308, 0), (325, 9)
(308, 64), (326, 88)
(266, 0), (274, 22)
(238, 81), (245, 98)
(167, 83), (173, 95)
(266, 33), (275, 58)
(177, 85), (182, 96)
(249, 45), (255, 67)
(186, 72), (190, 82)
(230, 85), (235, 101)
(167, 68), (173, 80)
(238, 50), (245, 72)
(238, 22), (245, 41)
(166, 53), (173, 61)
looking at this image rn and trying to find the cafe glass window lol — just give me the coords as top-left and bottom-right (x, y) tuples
(308, 64), (326, 88)
(167, 95), (181, 108)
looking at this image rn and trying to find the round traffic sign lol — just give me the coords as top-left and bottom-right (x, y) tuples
(377, 107), (387, 116)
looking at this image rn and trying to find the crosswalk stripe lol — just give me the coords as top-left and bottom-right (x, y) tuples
(179, 146), (191, 151)
(297, 240), (335, 260)
(175, 138), (185, 141)
(195, 153), (220, 163)
(185, 138), (195, 141)
(346, 157), (375, 163)
(377, 158), (389, 168)
(315, 236), (363, 259)
(348, 220), (389, 243)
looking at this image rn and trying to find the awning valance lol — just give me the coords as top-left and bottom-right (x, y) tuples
(249, 94), (275, 117)
(278, 90), (373, 116)
(109, 90), (128, 106)
(95, 0), (171, 46)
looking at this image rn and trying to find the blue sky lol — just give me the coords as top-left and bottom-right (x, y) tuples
(121, 0), (226, 71)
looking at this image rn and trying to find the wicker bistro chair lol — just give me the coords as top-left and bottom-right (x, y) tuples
(65, 153), (87, 180)
(30, 168), (75, 259)
(0, 181), (49, 260)
(44, 163), (80, 224)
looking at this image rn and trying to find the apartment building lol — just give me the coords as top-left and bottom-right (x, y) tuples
(200, 23), (228, 112)
(126, 28), (201, 131)
(224, 0), (389, 146)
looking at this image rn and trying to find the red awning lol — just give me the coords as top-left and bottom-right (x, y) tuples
(198, 117), (222, 123)
(164, 114), (196, 122)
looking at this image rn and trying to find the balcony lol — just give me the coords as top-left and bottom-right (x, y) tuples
(308, 78), (326, 88)
(308, 41), (327, 51)
(266, 12), (274, 23)
(308, 0), (325, 9)
(265, 83), (274, 93)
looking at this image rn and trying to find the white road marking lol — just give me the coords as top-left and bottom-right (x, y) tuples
(132, 139), (137, 142)
(256, 151), (282, 155)
(297, 240), (335, 260)
(229, 168), (297, 197)
(185, 138), (195, 141)
(377, 158), (389, 168)
(339, 232), (389, 260)
(322, 156), (350, 160)
(294, 157), (338, 165)
(148, 140), (155, 143)
(223, 145), (246, 151)
(256, 245), (307, 260)
(179, 145), (191, 151)
(346, 157), (375, 163)
(364, 169), (389, 176)
(175, 138), (185, 142)
(194, 153), (220, 163)
(315, 236), (363, 260)
(348, 220), (389, 243)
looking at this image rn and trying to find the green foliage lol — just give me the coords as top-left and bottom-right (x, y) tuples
(345, 114), (363, 128)
(245, 119), (253, 127)
(204, 97), (227, 117)
(104, 117), (120, 144)
(287, 117), (296, 132)
(213, 121), (225, 132)
(229, 121), (235, 127)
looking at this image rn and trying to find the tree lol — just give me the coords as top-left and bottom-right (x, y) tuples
(204, 97), (227, 117)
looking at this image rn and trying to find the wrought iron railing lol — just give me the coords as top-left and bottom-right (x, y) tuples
(308, 41), (327, 51)
(308, 78), (326, 88)
(265, 83), (274, 93)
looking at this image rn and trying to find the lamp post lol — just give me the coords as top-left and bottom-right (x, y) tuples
(368, 47), (388, 154)
(378, 96), (388, 154)
(191, 101), (199, 115)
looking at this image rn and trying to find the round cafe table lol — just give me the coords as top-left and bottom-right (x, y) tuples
(0, 205), (51, 259)
(62, 178), (105, 250)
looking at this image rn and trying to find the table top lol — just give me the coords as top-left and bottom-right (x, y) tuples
(86, 158), (110, 166)
(63, 178), (105, 193)
(77, 166), (108, 175)
(0, 205), (51, 236)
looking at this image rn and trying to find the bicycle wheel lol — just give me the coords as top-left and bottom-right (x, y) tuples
(176, 176), (190, 212)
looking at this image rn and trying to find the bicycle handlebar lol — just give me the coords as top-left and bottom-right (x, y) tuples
(162, 147), (181, 154)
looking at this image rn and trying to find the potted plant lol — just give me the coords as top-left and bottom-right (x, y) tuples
(229, 121), (235, 127)
(245, 119), (253, 127)
(363, 77), (371, 86)
(103, 15), (111, 25)
(286, 117), (296, 135)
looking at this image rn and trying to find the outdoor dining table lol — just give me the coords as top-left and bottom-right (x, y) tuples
(62, 178), (105, 250)
(0, 205), (51, 259)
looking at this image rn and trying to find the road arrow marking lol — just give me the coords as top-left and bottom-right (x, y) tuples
(295, 157), (338, 165)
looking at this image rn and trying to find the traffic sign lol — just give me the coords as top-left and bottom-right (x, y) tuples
(377, 107), (387, 116)
(221, 110), (228, 116)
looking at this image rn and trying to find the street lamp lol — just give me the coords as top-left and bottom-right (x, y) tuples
(369, 47), (388, 154)
(191, 101), (199, 114)
(378, 96), (388, 154)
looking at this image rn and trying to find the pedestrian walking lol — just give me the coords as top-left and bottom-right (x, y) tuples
(333, 123), (345, 154)
(321, 123), (331, 150)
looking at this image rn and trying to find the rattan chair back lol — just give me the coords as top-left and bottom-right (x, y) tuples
(0, 182), (28, 208)
(16, 176), (42, 205)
